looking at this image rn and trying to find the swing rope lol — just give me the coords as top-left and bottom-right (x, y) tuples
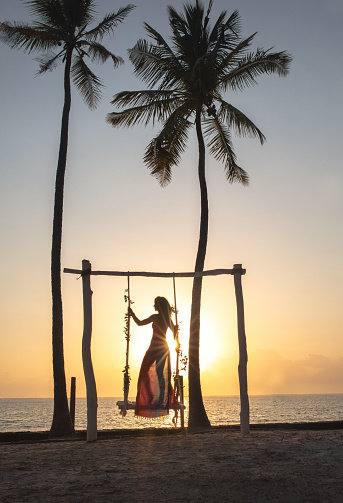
(118, 274), (135, 416)
(173, 275), (180, 374)
(172, 276), (186, 428)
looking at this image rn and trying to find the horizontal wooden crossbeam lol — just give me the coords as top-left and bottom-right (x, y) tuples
(63, 265), (246, 278)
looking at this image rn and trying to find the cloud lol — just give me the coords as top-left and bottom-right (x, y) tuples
(200, 349), (343, 395)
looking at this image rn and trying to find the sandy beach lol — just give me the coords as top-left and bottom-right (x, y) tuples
(1, 427), (343, 502)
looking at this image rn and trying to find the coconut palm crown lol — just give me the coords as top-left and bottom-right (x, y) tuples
(0, 0), (135, 108)
(1, 0), (135, 437)
(110, 0), (292, 430)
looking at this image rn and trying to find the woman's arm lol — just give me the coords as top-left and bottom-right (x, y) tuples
(129, 308), (156, 326)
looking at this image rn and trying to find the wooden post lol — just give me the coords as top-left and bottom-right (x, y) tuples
(70, 377), (76, 427)
(233, 264), (250, 434)
(179, 375), (185, 430)
(82, 259), (97, 441)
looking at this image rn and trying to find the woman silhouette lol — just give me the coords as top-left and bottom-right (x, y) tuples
(129, 296), (178, 418)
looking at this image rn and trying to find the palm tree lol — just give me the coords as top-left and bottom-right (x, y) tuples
(107, 0), (291, 430)
(0, 0), (135, 437)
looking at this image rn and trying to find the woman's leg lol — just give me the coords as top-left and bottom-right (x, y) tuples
(156, 358), (166, 405)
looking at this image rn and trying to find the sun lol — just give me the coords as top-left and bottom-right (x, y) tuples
(128, 309), (220, 373)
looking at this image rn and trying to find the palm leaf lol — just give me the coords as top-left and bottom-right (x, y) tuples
(0, 22), (60, 52)
(216, 33), (256, 75)
(35, 50), (63, 73)
(107, 90), (180, 128)
(80, 40), (123, 67)
(222, 48), (292, 91)
(84, 5), (135, 41)
(144, 105), (193, 186)
(222, 9), (241, 38)
(217, 99), (265, 144)
(129, 39), (183, 89)
(143, 22), (185, 81)
(111, 89), (178, 108)
(26, 0), (68, 30)
(71, 55), (103, 109)
(143, 22), (174, 54)
(203, 115), (249, 185)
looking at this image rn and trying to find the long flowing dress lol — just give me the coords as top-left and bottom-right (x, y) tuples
(135, 322), (175, 418)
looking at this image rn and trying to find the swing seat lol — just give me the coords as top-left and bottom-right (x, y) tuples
(116, 400), (136, 411)
(176, 403), (186, 410)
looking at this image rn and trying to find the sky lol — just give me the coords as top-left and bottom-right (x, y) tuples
(0, 0), (342, 401)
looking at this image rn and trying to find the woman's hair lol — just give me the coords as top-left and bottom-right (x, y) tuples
(154, 296), (172, 328)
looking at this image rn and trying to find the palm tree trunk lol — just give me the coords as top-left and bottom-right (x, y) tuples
(188, 108), (211, 430)
(49, 48), (75, 438)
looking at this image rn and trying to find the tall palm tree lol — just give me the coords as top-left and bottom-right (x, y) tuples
(107, 0), (291, 430)
(1, 0), (135, 437)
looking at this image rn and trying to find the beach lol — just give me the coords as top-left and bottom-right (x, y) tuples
(1, 428), (343, 502)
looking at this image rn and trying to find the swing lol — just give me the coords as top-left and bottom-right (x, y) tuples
(116, 275), (186, 427)
(65, 261), (249, 440)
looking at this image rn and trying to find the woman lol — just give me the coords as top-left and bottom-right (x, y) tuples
(129, 297), (178, 418)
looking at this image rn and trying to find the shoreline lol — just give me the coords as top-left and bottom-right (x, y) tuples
(1, 419), (342, 444)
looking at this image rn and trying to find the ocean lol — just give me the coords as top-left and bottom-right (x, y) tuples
(1, 394), (343, 432)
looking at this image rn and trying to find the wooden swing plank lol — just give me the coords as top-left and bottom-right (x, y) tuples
(116, 400), (136, 410)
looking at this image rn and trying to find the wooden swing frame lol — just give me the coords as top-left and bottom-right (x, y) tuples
(64, 260), (249, 441)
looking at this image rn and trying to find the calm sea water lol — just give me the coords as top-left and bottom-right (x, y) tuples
(1, 394), (342, 433)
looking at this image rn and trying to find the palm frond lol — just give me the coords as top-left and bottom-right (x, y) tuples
(84, 5), (135, 41)
(79, 40), (123, 67)
(216, 33), (256, 75)
(217, 99), (265, 144)
(143, 22), (182, 70)
(0, 22), (60, 52)
(107, 90), (180, 128)
(144, 106), (193, 186)
(35, 50), (63, 73)
(223, 9), (241, 38)
(71, 55), (103, 109)
(208, 11), (227, 46)
(111, 89), (177, 108)
(203, 115), (249, 185)
(222, 48), (292, 91)
(167, 5), (187, 38)
(129, 39), (182, 89)
(26, 0), (68, 30)
(144, 22), (171, 48)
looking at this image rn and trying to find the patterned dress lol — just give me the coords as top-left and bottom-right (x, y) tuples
(135, 322), (175, 418)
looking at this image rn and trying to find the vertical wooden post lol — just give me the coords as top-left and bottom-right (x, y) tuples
(70, 376), (76, 427)
(82, 259), (97, 441)
(233, 264), (250, 434)
(179, 375), (185, 430)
